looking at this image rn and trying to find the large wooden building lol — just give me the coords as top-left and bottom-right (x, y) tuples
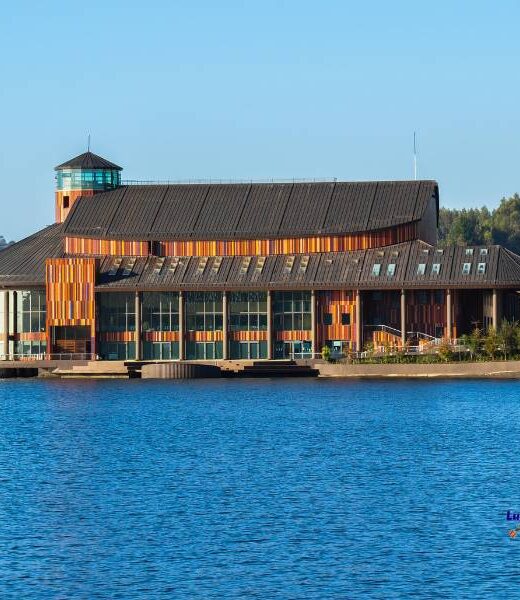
(1, 151), (520, 361)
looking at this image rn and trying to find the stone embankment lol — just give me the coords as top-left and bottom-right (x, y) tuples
(317, 360), (520, 379)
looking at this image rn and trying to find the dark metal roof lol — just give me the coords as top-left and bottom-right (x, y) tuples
(0, 224), (64, 286)
(63, 180), (439, 241)
(2, 225), (520, 291)
(94, 242), (520, 291)
(55, 151), (122, 171)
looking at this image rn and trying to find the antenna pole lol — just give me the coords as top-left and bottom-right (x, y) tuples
(87, 134), (91, 152)
(413, 131), (417, 180)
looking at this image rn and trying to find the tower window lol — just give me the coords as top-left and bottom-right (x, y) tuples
(341, 313), (351, 325)
(63, 196), (70, 209)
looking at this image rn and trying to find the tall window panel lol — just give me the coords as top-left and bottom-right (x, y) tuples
(15, 290), (47, 356)
(273, 291), (312, 359)
(97, 293), (136, 333)
(185, 292), (223, 360)
(229, 291), (268, 359)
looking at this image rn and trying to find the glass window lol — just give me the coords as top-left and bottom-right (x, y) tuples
(273, 291), (312, 334)
(341, 313), (351, 326)
(417, 263), (426, 275)
(387, 263), (396, 276)
(323, 313), (332, 325)
(465, 248), (474, 256)
(462, 263), (472, 274)
(480, 248), (488, 256)
(477, 262), (486, 274)
(372, 263), (381, 276)
(431, 263), (441, 275)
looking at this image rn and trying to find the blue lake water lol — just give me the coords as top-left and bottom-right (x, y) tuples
(0, 377), (519, 599)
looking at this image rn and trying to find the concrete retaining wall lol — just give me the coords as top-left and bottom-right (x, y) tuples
(318, 360), (520, 379)
(141, 362), (221, 379)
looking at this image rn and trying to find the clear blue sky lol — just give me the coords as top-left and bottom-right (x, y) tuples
(1, 0), (519, 240)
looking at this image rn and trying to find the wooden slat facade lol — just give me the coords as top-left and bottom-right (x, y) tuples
(316, 290), (356, 348)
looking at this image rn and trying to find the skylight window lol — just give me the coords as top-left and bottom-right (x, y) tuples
(169, 257), (180, 273)
(417, 263), (426, 275)
(212, 256), (223, 273)
(254, 256), (266, 274)
(480, 248), (488, 256)
(108, 258), (122, 276)
(122, 258), (136, 277)
(477, 262), (486, 274)
(391, 251), (399, 258)
(387, 263), (396, 276)
(240, 256), (252, 275)
(422, 249), (430, 255)
(431, 263), (441, 275)
(462, 262), (472, 274)
(465, 248), (474, 256)
(197, 257), (208, 274)
(284, 256), (295, 274)
(436, 248), (444, 254)
(299, 256), (310, 273)
(153, 258), (165, 275)
(376, 251), (385, 258)
(372, 263), (381, 276)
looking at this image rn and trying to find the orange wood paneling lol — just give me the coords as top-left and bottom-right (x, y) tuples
(275, 330), (312, 342)
(143, 331), (180, 342)
(98, 331), (136, 342)
(316, 290), (356, 348)
(229, 330), (268, 342)
(55, 190), (94, 223)
(186, 331), (224, 342)
(45, 258), (97, 356)
(64, 237), (150, 256)
(63, 222), (417, 258)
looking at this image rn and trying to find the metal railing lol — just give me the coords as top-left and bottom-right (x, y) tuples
(122, 177), (338, 186)
(1, 353), (97, 362)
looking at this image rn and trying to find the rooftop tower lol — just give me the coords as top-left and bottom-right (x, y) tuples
(54, 151), (122, 223)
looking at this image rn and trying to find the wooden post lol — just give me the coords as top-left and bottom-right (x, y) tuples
(446, 289), (452, 341)
(178, 291), (185, 360)
(492, 289), (501, 330)
(267, 290), (273, 360)
(311, 290), (316, 357)
(222, 291), (228, 360)
(134, 291), (141, 361)
(400, 289), (406, 348)
(355, 290), (362, 352)
(2, 290), (9, 360)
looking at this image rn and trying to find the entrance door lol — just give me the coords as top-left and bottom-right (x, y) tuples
(51, 326), (91, 357)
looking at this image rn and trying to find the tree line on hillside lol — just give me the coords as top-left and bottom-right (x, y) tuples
(0, 236), (14, 251)
(439, 193), (520, 254)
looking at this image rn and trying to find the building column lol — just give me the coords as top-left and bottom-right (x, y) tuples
(355, 290), (362, 352)
(2, 291), (9, 360)
(311, 289), (316, 357)
(134, 291), (141, 361)
(12, 292), (17, 360)
(267, 290), (273, 360)
(446, 289), (452, 341)
(492, 288), (501, 330)
(178, 291), (185, 360)
(222, 291), (229, 360)
(400, 289), (406, 348)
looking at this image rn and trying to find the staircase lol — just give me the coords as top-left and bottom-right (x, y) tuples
(220, 360), (319, 378)
(52, 361), (129, 378)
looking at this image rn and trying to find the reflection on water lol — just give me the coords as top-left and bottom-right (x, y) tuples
(0, 378), (518, 598)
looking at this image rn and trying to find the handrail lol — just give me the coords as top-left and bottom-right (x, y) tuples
(0, 353), (97, 361)
(365, 324), (402, 336)
(122, 177), (338, 186)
